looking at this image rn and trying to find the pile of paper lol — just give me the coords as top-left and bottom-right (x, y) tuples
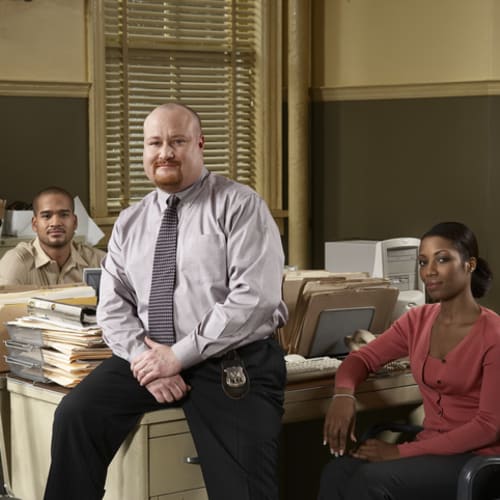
(5, 298), (111, 387)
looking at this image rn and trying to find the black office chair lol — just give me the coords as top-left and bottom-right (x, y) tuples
(456, 455), (500, 500)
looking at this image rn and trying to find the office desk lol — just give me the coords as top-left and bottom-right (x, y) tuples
(7, 372), (421, 500)
(284, 371), (421, 423)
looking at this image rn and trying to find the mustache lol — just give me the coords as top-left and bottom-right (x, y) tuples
(154, 160), (179, 167)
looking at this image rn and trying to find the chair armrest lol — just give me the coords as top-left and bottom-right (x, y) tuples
(456, 455), (500, 500)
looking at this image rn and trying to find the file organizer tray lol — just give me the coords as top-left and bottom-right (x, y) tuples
(6, 323), (44, 347)
(5, 356), (51, 383)
(4, 340), (44, 365)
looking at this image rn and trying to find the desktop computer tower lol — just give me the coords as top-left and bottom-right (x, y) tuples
(324, 238), (425, 321)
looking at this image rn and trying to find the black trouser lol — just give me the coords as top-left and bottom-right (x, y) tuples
(44, 338), (286, 500)
(317, 453), (475, 500)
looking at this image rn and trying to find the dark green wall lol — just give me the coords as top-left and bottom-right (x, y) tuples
(0, 96), (89, 209)
(311, 96), (500, 311)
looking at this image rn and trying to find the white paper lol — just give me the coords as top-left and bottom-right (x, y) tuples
(73, 196), (105, 246)
(3, 210), (33, 237)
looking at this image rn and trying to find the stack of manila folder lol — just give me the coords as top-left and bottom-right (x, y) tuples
(0, 283), (100, 377)
(280, 270), (399, 356)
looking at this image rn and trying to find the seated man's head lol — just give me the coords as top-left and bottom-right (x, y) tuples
(32, 187), (77, 251)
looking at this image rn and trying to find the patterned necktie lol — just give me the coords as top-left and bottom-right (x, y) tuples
(148, 195), (179, 344)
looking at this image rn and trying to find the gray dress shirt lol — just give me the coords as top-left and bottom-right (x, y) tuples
(97, 169), (288, 368)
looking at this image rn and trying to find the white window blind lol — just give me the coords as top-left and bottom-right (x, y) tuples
(102, 0), (259, 214)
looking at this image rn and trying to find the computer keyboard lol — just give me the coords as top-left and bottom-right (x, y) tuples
(285, 355), (410, 383)
(285, 355), (342, 382)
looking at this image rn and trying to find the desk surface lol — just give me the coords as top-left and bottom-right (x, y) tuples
(7, 369), (421, 425)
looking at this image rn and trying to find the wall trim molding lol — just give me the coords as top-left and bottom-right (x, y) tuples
(312, 81), (500, 102)
(0, 80), (90, 98)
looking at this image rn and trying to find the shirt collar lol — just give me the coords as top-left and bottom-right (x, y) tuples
(33, 237), (87, 269)
(33, 237), (51, 268)
(155, 167), (210, 210)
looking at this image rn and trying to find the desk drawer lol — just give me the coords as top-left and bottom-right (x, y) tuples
(149, 432), (205, 496)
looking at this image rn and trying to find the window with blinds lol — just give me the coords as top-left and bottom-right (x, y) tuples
(101, 0), (261, 215)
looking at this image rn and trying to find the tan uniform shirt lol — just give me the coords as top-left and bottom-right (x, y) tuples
(0, 237), (106, 286)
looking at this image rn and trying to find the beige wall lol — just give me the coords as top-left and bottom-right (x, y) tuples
(312, 0), (499, 89)
(0, 0), (87, 83)
(309, 1), (500, 310)
(493, 0), (500, 78)
(0, 0), (90, 210)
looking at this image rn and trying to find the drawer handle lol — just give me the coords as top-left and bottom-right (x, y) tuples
(184, 456), (200, 465)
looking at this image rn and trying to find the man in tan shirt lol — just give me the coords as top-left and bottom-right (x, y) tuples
(0, 187), (106, 286)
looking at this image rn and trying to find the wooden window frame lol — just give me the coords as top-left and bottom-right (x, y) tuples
(86, 0), (283, 237)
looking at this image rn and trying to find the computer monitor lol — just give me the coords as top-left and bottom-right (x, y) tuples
(324, 238), (425, 319)
(309, 306), (375, 358)
(83, 267), (102, 300)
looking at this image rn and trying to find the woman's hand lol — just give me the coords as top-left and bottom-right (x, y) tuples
(352, 439), (400, 462)
(323, 393), (357, 457)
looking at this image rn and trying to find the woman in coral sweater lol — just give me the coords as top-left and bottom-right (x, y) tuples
(318, 221), (500, 500)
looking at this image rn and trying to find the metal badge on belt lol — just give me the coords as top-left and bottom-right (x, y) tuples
(221, 351), (250, 400)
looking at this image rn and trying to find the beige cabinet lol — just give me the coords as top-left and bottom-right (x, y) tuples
(7, 378), (207, 500)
